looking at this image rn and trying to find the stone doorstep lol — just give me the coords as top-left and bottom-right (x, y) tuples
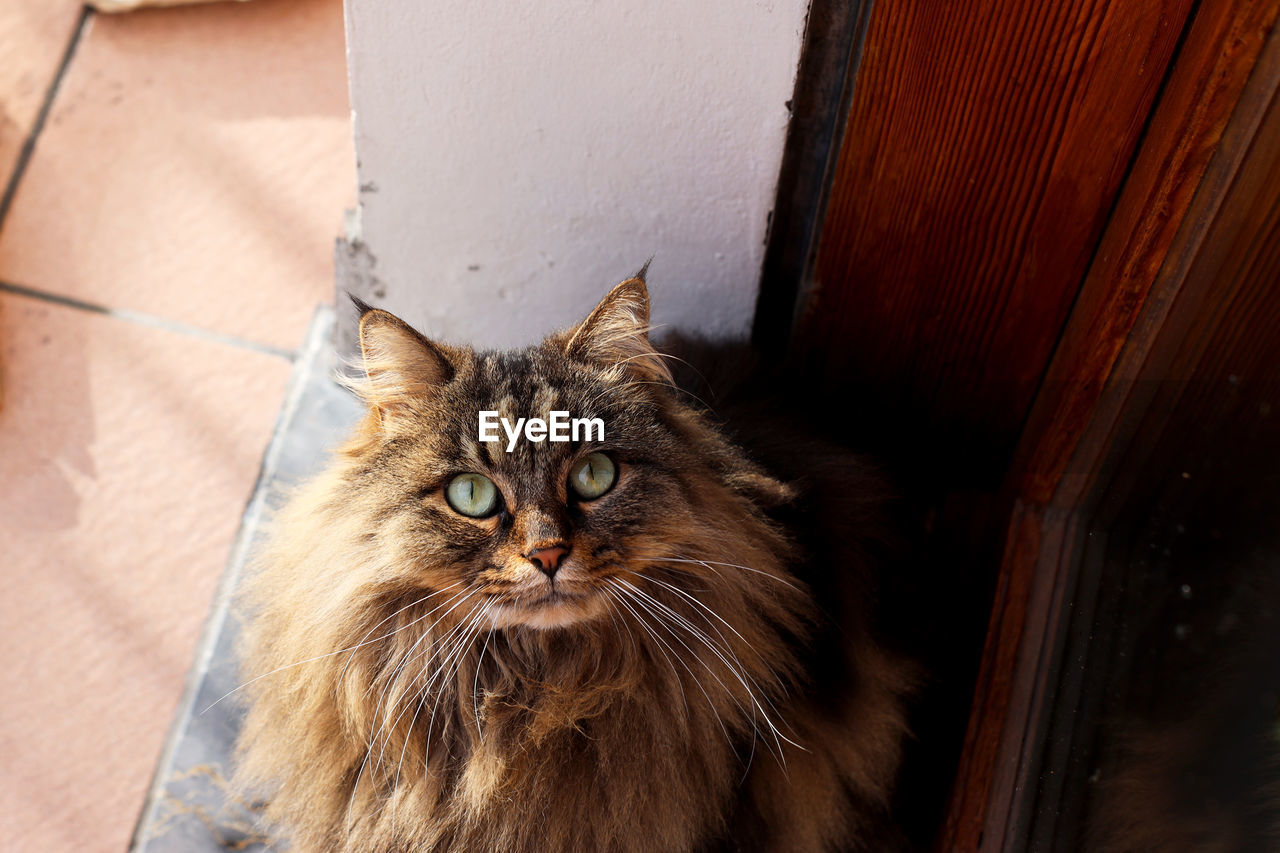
(130, 305), (364, 852)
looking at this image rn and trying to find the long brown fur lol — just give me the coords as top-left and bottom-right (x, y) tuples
(234, 277), (914, 852)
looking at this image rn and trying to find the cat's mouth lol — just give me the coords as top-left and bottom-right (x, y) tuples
(533, 588), (582, 605)
(487, 587), (605, 630)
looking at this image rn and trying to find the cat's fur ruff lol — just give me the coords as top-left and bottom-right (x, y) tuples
(235, 277), (914, 852)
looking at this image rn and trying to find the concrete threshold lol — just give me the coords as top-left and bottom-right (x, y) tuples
(130, 305), (363, 852)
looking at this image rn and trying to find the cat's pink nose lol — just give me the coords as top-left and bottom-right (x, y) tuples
(526, 545), (569, 577)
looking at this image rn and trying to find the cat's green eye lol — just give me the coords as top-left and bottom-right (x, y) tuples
(568, 452), (617, 501)
(445, 473), (500, 518)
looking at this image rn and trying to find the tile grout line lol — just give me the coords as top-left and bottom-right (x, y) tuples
(0, 8), (301, 364)
(0, 280), (299, 361)
(0, 5), (94, 230)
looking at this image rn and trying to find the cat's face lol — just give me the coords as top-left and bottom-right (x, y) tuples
(345, 279), (709, 630)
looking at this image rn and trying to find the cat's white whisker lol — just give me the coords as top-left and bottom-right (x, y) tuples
(656, 598), (798, 763)
(664, 555), (802, 592)
(201, 584), (461, 715)
(604, 582), (698, 728)
(368, 608), (475, 828)
(380, 596), (480, 773)
(600, 589), (639, 659)
(606, 580), (741, 750)
(350, 587), (480, 824)
(618, 582), (769, 770)
(361, 595), (475, 782)
(643, 576), (756, 655)
(358, 586), (475, 703)
(643, 574), (795, 715)
(393, 600), (495, 827)
(617, 577), (802, 768)
(423, 600), (494, 768)
(336, 582), (465, 689)
(642, 573), (792, 699)
(615, 581), (764, 755)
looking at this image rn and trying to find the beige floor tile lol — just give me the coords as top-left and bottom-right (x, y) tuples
(0, 291), (293, 852)
(0, 0), (355, 353)
(0, 1), (84, 191)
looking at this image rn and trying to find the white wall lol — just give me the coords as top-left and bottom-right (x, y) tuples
(342, 0), (810, 349)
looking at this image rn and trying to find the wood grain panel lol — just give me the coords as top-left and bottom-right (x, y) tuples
(1011, 0), (1280, 507)
(939, 11), (1280, 850)
(798, 0), (1196, 481)
(1105, 58), (1280, 540)
(1032, 34), (1280, 845)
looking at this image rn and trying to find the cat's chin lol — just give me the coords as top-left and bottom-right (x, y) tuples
(486, 594), (606, 631)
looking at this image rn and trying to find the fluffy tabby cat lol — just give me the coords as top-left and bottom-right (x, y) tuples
(235, 273), (915, 852)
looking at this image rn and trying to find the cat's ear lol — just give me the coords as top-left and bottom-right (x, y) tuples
(564, 267), (672, 384)
(351, 297), (454, 421)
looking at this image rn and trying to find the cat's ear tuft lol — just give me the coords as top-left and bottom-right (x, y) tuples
(564, 276), (672, 384)
(349, 293), (376, 318)
(352, 307), (454, 421)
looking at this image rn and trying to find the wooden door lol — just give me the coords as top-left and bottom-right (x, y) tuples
(764, 0), (1280, 848)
